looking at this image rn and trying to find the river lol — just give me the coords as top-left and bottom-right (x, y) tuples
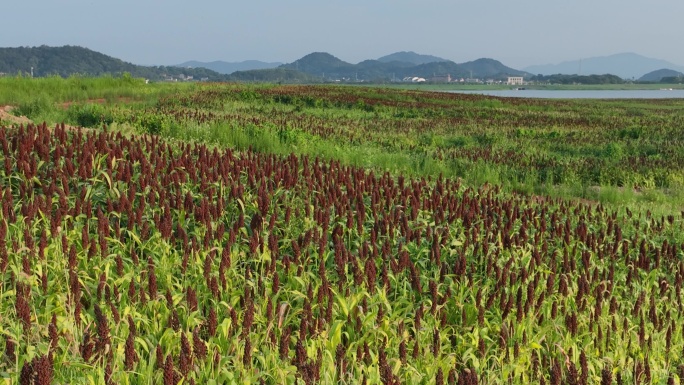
(446, 89), (684, 99)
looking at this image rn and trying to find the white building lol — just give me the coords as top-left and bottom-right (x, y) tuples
(507, 77), (524, 85)
(403, 76), (426, 83)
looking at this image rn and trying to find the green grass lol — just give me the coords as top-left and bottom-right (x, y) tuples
(0, 75), (194, 124)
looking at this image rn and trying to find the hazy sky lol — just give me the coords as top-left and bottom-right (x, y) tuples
(4, 0), (684, 69)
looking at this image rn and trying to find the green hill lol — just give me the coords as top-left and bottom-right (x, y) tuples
(279, 52), (356, 79)
(638, 68), (684, 82)
(458, 58), (528, 78)
(276, 52), (529, 82)
(0, 45), (229, 81)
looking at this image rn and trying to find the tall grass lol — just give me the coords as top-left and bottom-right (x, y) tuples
(0, 75), (192, 120)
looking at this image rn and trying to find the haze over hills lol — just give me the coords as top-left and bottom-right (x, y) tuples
(376, 51), (448, 65)
(175, 60), (282, 75)
(524, 53), (684, 79)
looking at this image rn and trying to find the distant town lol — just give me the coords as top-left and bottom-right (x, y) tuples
(399, 75), (524, 85)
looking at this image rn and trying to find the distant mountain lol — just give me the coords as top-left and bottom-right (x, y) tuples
(276, 52), (527, 81)
(638, 68), (684, 82)
(0, 45), (532, 84)
(281, 52), (356, 76)
(458, 58), (529, 78)
(176, 60), (282, 75)
(226, 68), (318, 83)
(524, 53), (684, 79)
(0, 45), (229, 81)
(377, 51), (448, 65)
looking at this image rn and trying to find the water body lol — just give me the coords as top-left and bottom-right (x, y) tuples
(446, 89), (684, 99)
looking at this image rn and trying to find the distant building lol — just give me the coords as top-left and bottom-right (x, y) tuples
(430, 74), (451, 83)
(403, 76), (426, 83)
(507, 76), (524, 85)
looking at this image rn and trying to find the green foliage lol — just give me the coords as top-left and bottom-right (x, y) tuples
(617, 126), (643, 139)
(66, 103), (115, 127)
(602, 142), (624, 160)
(0, 75), (189, 107)
(13, 93), (52, 118)
(135, 111), (174, 135)
(419, 133), (446, 148)
(228, 68), (319, 83)
(530, 73), (626, 84)
(237, 89), (261, 102)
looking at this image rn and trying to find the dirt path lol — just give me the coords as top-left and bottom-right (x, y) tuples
(0, 106), (32, 126)
(0, 105), (83, 131)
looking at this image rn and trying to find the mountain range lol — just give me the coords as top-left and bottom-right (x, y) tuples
(175, 51), (527, 81)
(524, 53), (684, 80)
(175, 60), (282, 75)
(1, 46), (683, 83)
(230, 52), (528, 82)
(0, 46), (525, 82)
(197, 51), (684, 82)
(0, 45), (230, 81)
(177, 51), (452, 75)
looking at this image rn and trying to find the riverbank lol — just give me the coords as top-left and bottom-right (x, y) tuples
(383, 82), (684, 92)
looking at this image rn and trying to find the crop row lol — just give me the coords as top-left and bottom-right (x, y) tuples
(1, 122), (683, 383)
(132, 85), (684, 189)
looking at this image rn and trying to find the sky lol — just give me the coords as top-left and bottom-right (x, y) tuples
(3, 0), (684, 69)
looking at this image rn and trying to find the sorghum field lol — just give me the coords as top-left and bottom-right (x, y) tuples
(1, 78), (684, 384)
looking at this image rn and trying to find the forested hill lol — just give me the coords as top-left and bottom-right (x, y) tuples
(529, 73), (625, 85)
(0, 45), (229, 81)
(276, 52), (529, 81)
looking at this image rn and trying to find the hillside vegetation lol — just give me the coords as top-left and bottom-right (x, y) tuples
(0, 46), (229, 81)
(639, 69), (684, 83)
(273, 52), (527, 82)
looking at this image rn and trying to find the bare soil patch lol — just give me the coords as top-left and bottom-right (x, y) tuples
(0, 105), (32, 126)
(1, 105), (82, 131)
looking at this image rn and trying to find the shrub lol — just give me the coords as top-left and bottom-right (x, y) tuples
(66, 103), (115, 128)
(13, 94), (52, 119)
(602, 142), (624, 160)
(135, 112), (172, 135)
